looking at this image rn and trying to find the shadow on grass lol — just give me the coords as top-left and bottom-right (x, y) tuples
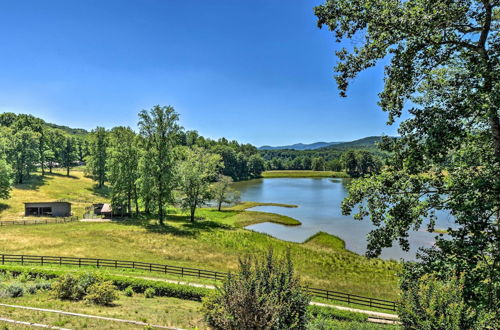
(45, 171), (79, 180)
(115, 212), (234, 238)
(14, 174), (48, 191)
(0, 203), (10, 213)
(88, 185), (111, 199)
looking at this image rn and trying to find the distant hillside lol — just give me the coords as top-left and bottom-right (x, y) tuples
(259, 136), (386, 151)
(259, 141), (343, 150)
(322, 136), (384, 149)
(0, 112), (88, 137)
(45, 122), (88, 136)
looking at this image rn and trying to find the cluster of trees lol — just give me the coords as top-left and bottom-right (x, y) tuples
(316, 0), (499, 327)
(263, 150), (382, 176)
(84, 105), (248, 222)
(0, 113), (89, 190)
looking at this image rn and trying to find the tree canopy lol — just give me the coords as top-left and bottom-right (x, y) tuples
(316, 0), (499, 318)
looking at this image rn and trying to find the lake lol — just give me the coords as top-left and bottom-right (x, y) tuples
(233, 177), (455, 260)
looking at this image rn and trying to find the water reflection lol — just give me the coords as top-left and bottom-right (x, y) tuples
(232, 178), (455, 261)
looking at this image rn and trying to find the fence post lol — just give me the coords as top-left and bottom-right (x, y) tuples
(97, 259), (100, 268)
(115, 260), (117, 268)
(1, 255), (4, 265)
(132, 261), (135, 269)
(21, 255), (24, 265)
(198, 269), (201, 278)
(164, 265), (167, 274)
(326, 291), (329, 300)
(60, 257), (62, 265)
(41, 256), (44, 266)
(347, 294), (350, 305)
(149, 264), (152, 272)
(79, 258), (81, 267)
(181, 268), (184, 277)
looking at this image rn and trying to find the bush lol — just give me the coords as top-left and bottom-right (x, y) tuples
(203, 249), (310, 329)
(53, 272), (105, 301)
(398, 274), (497, 330)
(85, 281), (118, 306)
(35, 281), (52, 291)
(144, 288), (155, 298)
(124, 286), (134, 297)
(6, 283), (24, 298)
(26, 283), (38, 295)
(52, 273), (80, 300)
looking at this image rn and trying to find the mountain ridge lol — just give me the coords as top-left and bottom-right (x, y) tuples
(259, 136), (384, 150)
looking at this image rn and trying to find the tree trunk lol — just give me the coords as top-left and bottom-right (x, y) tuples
(67, 167), (70, 176)
(218, 201), (222, 211)
(134, 186), (139, 217)
(127, 189), (132, 217)
(190, 206), (195, 222)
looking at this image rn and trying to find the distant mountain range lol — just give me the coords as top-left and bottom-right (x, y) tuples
(259, 136), (384, 150)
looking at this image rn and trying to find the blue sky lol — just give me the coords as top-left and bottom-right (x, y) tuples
(0, 0), (399, 146)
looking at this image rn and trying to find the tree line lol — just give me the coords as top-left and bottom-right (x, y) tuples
(0, 108), (256, 222)
(262, 149), (383, 176)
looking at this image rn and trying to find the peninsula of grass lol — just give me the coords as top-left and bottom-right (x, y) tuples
(0, 171), (400, 301)
(304, 231), (346, 250)
(228, 201), (298, 211)
(262, 170), (350, 178)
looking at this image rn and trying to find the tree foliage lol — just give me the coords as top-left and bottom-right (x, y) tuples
(203, 250), (310, 330)
(138, 105), (181, 224)
(212, 175), (241, 211)
(176, 146), (222, 221)
(316, 0), (499, 317)
(86, 127), (108, 188)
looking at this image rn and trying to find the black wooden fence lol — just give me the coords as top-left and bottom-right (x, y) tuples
(0, 254), (397, 311)
(0, 216), (79, 226)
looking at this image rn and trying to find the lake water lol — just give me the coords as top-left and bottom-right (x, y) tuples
(233, 178), (455, 260)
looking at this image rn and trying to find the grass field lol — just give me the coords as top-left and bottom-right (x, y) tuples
(0, 169), (109, 220)
(0, 171), (400, 301)
(262, 170), (350, 178)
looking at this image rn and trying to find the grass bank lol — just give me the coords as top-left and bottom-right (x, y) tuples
(262, 170), (350, 178)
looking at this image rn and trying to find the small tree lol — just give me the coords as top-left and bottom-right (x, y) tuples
(176, 146), (222, 222)
(398, 274), (496, 330)
(203, 250), (310, 329)
(60, 136), (77, 176)
(212, 175), (240, 211)
(86, 127), (108, 187)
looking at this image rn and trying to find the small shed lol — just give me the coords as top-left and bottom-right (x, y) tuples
(100, 203), (112, 218)
(24, 202), (71, 217)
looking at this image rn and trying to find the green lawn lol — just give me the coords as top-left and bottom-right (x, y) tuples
(262, 170), (350, 178)
(0, 171), (400, 301)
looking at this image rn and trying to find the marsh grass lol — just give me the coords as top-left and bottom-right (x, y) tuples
(262, 170), (350, 178)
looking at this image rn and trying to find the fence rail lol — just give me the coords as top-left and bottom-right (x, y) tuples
(0, 216), (79, 226)
(0, 253), (397, 311)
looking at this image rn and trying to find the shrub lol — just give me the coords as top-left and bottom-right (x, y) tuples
(35, 281), (52, 291)
(52, 273), (80, 300)
(53, 272), (104, 301)
(6, 283), (24, 298)
(398, 274), (497, 330)
(26, 283), (38, 295)
(144, 288), (155, 298)
(202, 249), (310, 329)
(85, 281), (118, 306)
(124, 286), (134, 297)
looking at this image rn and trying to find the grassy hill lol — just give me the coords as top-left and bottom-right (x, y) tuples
(0, 169), (108, 220)
(0, 172), (400, 300)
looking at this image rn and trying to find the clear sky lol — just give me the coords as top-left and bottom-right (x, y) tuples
(0, 0), (399, 146)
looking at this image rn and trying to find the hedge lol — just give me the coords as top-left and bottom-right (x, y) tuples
(0, 265), (211, 302)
